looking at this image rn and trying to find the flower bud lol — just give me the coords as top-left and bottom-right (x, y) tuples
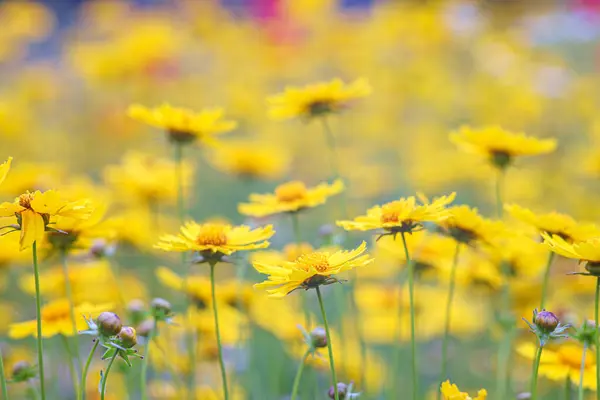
(118, 326), (137, 348)
(535, 310), (559, 333)
(310, 327), (327, 348)
(12, 361), (31, 378)
(151, 298), (172, 318)
(328, 383), (348, 399)
(96, 312), (122, 337)
(11, 360), (37, 382)
(319, 224), (334, 237)
(136, 319), (155, 338)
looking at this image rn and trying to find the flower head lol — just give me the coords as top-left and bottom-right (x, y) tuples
(0, 189), (93, 250)
(238, 180), (344, 217)
(206, 141), (290, 180)
(155, 221), (274, 261)
(450, 126), (556, 169)
(440, 380), (487, 400)
(542, 234), (600, 276)
(253, 241), (373, 298)
(128, 103), (237, 145)
(267, 78), (371, 120)
(523, 308), (570, 346)
(336, 193), (455, 236)
(437, 205), (507, 246)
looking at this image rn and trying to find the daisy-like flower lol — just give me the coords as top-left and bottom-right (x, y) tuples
(267, 78), (371, 121)
(128, 103), (237, 145)
(0, 190), (93, 250)
(450, 126), (556, 169)
(541, 234), (600, 275)
(155, 221), (274, 262)
(336, 193), (455, 237)
(440, 380), (487, 400)
(438, 205), (507, 246)
(238, 180), (344, 218)
(8, 299), (110, 338)
(253, 241), (373, 298)
(506, 204), (600, 242)
(0, 156), (12, 185)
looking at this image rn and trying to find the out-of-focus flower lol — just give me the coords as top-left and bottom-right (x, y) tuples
(128, 104), (237, 145)
(238, 180), (344, 217)
(542, 234), (600, 274)
(253, 242), (373, 298)
(267, 78), (371, 120)
(437, 205), (507, 246)
(0, 157), (12, 185)
(450, 126), (556, 169)
(0, 161), (64, 197)
(440, 380), (487, 400)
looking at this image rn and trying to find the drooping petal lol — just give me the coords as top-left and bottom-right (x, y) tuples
(20, 209), (46, 250)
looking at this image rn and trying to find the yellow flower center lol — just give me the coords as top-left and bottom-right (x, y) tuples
(297, 252), (330, 273)
(275, 181), (308, 202)
(18, 192), (35, 210)
(283, 243), (314, 262)
(41, 300), (70, 323)
(380, 201), (406, 224)
(195, 224), (228, 246)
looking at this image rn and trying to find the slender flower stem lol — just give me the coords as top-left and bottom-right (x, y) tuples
(401, 232), (419, 400)
(61, 335), (79, 398)
(173, 142), (185, 224)
(320, 117), (340, 182)
(495, 260), (515, 399)
(579, 342), (588, 400)
(140, 317), (158, 400)
(0, 346), (8, 400)
(566, 373), (572, 400)
(495, 168), (505, 218)
(540, 252), (556, 310)
(61, 252), (82, 369)
(210, 262), (229, 400)
(316, 286), (338, 400)
(440, 242), (461, 387)
(290, 349), (311, 400)
(100, 351), (118, 400)
(32, 241), (45, 400)
(531, 345), (544, 400)
(595, 276), (600, 400)
(80, 340), (99, 400)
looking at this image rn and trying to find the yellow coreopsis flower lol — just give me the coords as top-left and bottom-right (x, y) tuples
(253, 241), (373, 298)
(0, 157), (12, 185)
(128, 103), (237, 145)
(438, 205), (508, 246)
(450, 126), (556, 169)
(440, 380), (487, 400)
(542, 234), (600, 274)
(9, 299), (110, 338)
(0, 190), (93, 250)
(206, 141), (290, 180)
(155, 221), (274, 260)
(336, 192), (455, 236)
(238, 180), (344, 218)
(267, 78), (371, 120)
(506, 204), (600, 242)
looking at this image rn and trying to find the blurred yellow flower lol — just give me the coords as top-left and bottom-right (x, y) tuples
(9, 299), (110, 338)
(438, 205), (507, 246)
(206, 141), (290, 180)
(0, 190), (93, 250)
(155, 221), (274, 256)
(253, 241), (372, 298)
(238, 179), (344, 217)
(542, 234), (600, 267)
(0, 157), (12, 185)
(128, 103), (237, 145)
(450, 126), (556, 169)
(267, 78), (371, 120)
(440, 380), (487, 400)
(337, 193), (455, 234)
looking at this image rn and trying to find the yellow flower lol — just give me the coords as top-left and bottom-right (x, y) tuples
(542, 234), (600, 273)
(440, 380), (487, 400)
(253, 242), (373, 298)
(9, 299), (111, 338)
(155, 221), (274, 257)
(336, 192), (455, 234)
(267, 78), (371, 120)
(206, 140), (290, 180)
(128, 103), (237, 145)
(238, 180), (344, 218)
(450, 126), (556, 169)
(0, 157), (12, 185)
(506, 204), (600, 242)
(517, 342), (596, 390)
(0, 190), (93, 250)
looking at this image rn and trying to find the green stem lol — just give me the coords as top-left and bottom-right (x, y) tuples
(140, 317), (158, 400)
(32, 241), (45, 400)
(540, 252), (555, 310)
(531, 345), (543, 400)
(316, 287), (338, 400)
(495, 168), (505, 218)
(595, 276), (600, 400)
(440, 242), (461, 388)
(173, 142), (184, 224)
(210, 262), (229, 400)
(80, 340), (99, 400)
(61, 252), (82, 369)
(61, 335), (79, 398)
(27, 380), (40, 400)
(320, 117), (340, 181)
(290, 349), (310, 400)
(495, 261), (515, 399)
(579, 342), (587, 400)
(566, 373), (572, 400)
(100, 351), (118, 400)
(0, 346), (8, 400)
(401, 232), (418, 400)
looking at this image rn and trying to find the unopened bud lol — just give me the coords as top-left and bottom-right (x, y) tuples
(118, 326), (137, 348)
(329, 383), (348, 399)
(136, 319), (155, 338)
(535, 310), (559, 333)
(151, 298), (172, 318)
(319, 224), (335, 237)
(12, 361), (30, 378)
(96, 312), (122, 337)
(11, 360), (36, 382)
(310, 327), (327, 348)
(516, 393), (532, 400)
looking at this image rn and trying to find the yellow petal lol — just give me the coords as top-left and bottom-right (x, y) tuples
(0, 157), (12, 185)
(20, 209), (45, 250)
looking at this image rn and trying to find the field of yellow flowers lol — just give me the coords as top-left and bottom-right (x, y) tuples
(4, 1), (600, 399)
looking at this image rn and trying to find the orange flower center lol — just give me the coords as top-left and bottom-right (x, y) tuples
(18, 192), (35, 210)
(297, 252), (330, 273)
(380, 202), (406, 224)
(196, 225), (228, 246)
(283, 243), (314, 261)
(275, 181), (308, 202)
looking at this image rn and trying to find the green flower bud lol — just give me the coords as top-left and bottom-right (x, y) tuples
(118, 326), (137, 348)
(151, 298), (172, 318)
(535, 310), (559, 333)
(96, 312), (122, 337)
(310, 327), (327, 348)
